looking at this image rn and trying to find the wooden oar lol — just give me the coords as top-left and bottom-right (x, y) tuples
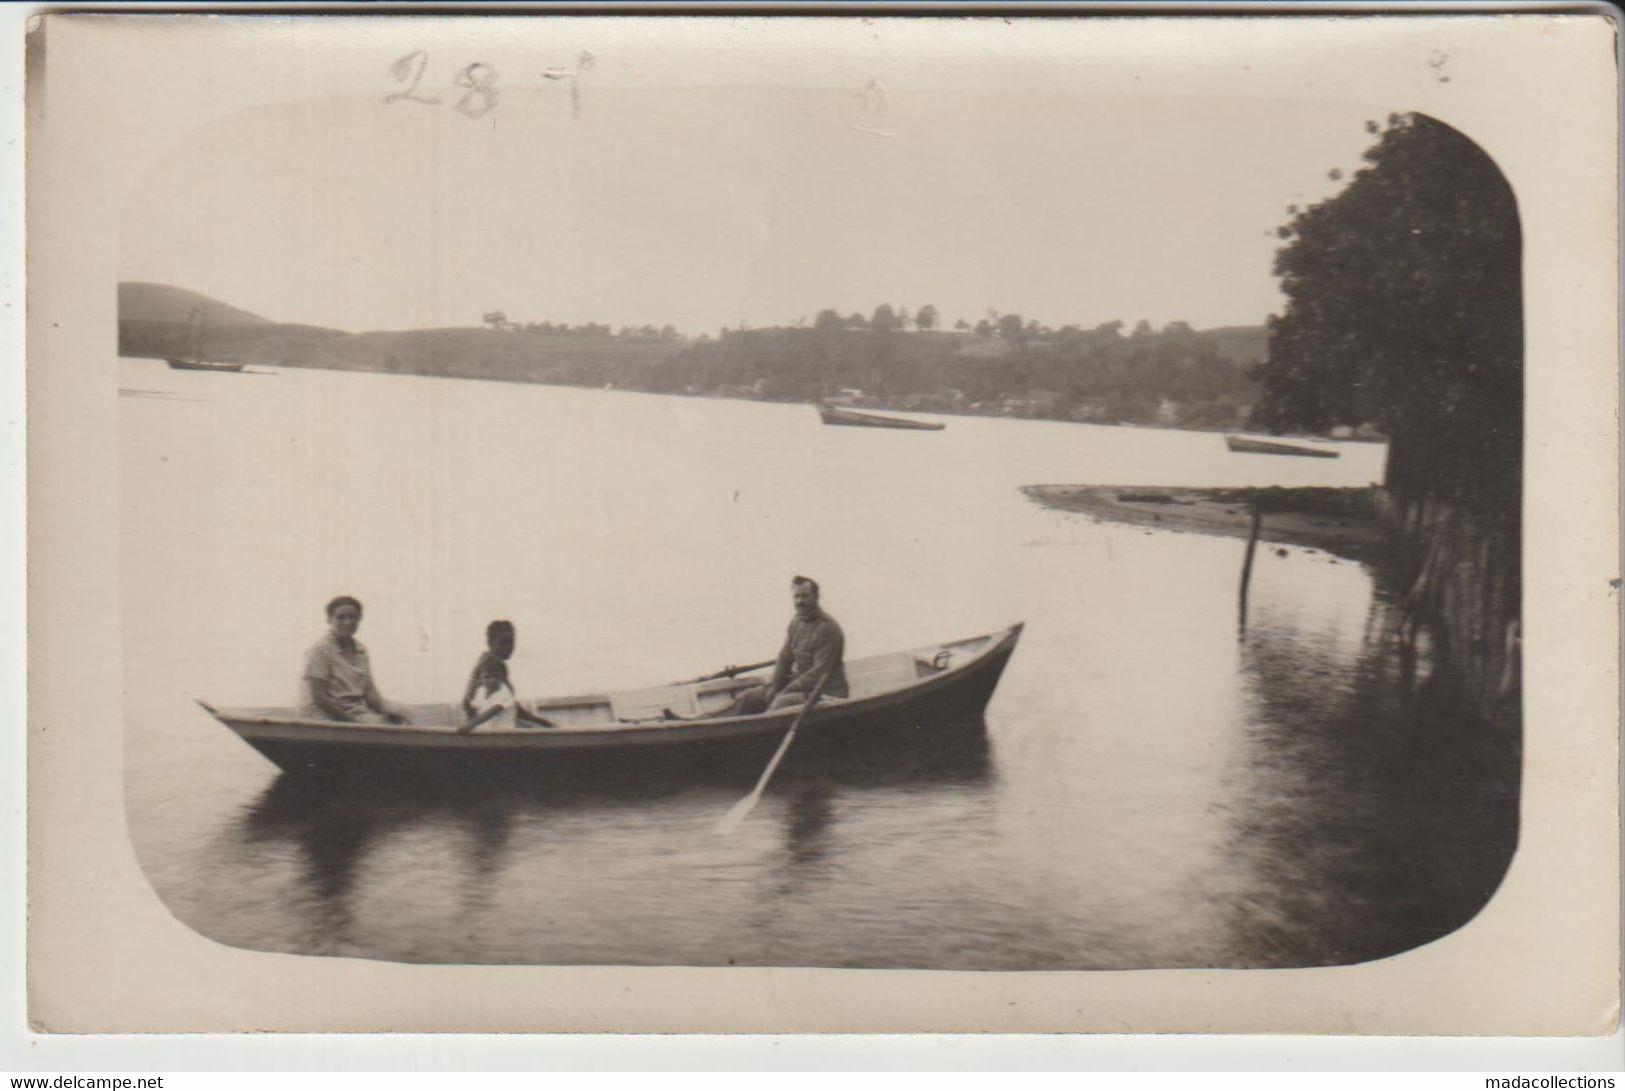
(678, 658), (777, 685)
(713, 670), (832, 835)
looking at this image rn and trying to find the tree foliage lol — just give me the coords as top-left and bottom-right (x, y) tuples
(1254, 113), (1522, 517)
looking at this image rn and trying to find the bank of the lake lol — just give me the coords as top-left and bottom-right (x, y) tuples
(1022, 484), (1388, 563)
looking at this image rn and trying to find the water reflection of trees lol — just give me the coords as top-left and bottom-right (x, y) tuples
(1220, 592), (1520, 967)
(234, 716), (993, 958)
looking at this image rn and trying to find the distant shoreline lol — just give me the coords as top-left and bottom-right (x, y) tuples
(118, 281), (1285, 436)
(121, 352), (1396, 444)
(1021, 484), (1390, 564)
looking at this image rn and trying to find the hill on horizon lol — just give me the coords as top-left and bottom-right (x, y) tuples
(119, 282), (278, 328)
(116, 281), (689, 383)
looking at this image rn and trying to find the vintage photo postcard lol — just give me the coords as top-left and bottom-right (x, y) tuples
(24, 11), (1620, 1034)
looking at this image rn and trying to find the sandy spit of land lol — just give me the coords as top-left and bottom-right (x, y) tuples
(1021, 484), (1390, 564)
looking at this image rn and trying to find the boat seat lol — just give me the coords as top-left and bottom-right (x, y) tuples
(523, 697), (616, 726)
(610, 685), (702, 723)
(846, 653), (923, 699)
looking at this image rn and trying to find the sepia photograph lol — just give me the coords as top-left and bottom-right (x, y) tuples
(24, 11), (1619, 1036)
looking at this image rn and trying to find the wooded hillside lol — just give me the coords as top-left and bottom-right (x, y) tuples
(119, 283), (1267, 428)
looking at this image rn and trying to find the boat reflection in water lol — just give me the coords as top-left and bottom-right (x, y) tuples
(228, 717), (993, 964)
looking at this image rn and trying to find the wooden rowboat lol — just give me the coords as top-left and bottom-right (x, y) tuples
(166, 357), (246, 372)
(818, 404), (946, 431)
(165, 307), (246, 371)
(1224, 433), (1340, 458)
(200, 623), (1023, 776)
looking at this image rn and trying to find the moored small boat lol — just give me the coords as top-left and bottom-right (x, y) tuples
(166, 357), (246, 372)
(818, 403), (946, 431)
(200, 623), (1023, 776)
(1224, 433), (1340, 458)
(165, 304), (245, 371)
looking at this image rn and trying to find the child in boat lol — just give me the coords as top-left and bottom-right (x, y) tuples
(458, 619), (554, 732)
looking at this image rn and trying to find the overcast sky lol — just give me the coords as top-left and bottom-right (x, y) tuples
(121, 32), (1389, 336)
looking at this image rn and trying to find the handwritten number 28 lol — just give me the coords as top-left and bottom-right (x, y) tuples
(384, 51), (499, 117)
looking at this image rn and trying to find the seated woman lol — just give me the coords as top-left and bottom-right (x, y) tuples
(299, 596), (412, 724)
(459, 619), (554, 732)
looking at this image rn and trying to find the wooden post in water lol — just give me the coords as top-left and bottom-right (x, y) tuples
(1238, 504), (1263, 636)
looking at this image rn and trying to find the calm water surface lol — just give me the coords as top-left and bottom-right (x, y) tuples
(120, 359), (1517, 968)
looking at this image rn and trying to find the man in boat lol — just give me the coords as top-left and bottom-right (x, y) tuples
(299, 596), (412, 724)
(706, 576), (849, 717)
(459, 619), (554, 731)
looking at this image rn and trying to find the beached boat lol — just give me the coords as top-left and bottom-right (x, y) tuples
(1224, 433), (1340, 459)
(200, 623), (1023, 776)
(818, 403), (946, 431)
